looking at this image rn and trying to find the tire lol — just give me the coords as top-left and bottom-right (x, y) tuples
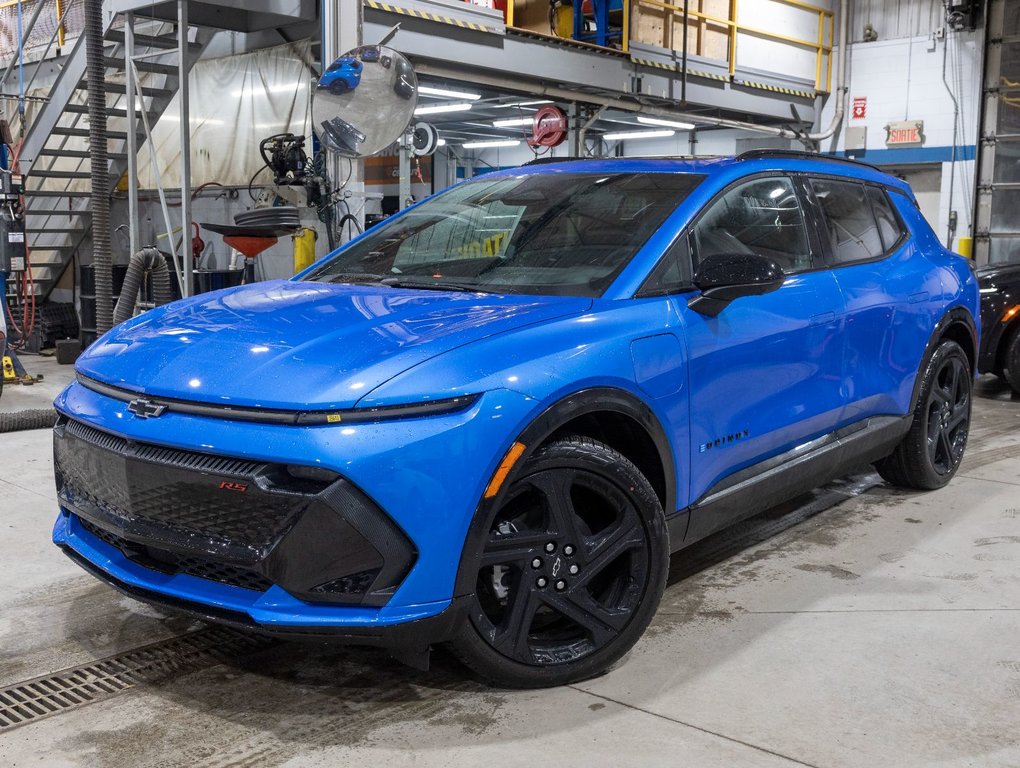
(875, 340), (972, 490)
(1002, 326), (1020, 396)
(450, 435), (669, 688)
(328, 80), (349, 96)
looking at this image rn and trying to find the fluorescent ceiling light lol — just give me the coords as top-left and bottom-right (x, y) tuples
(462, 139), (521, 149)
(414, 102), (474, 115)
(637, 116), (695, 130)
(492, 117), (534, 128)
(418, 86), (482, 100)
(437, 138), (447, 146)
(602, 129), (675, 140)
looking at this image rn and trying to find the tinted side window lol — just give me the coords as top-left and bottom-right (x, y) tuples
(812, 178), (884, 264)
(867, 186), (907, 251)
(638, 234), (693, 296)
(691, 177), (812, 273)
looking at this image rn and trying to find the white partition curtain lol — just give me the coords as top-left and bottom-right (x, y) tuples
(137, 40), (314, 188)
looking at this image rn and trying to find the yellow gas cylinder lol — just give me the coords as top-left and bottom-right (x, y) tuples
(292, 227), (318, 274)
(956, 236), (973, 259)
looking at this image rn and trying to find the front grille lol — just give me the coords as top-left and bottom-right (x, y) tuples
(77, 516), (274, 592)
(55, 418), (313, 557)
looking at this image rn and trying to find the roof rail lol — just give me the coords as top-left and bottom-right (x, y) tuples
(736, 149), (883, 173)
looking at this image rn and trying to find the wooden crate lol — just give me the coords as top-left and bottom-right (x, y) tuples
(631, 0), (730, 62)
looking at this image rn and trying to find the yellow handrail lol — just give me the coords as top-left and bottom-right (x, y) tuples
(627, 0), (834, 92)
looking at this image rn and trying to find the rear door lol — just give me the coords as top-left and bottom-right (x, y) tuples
(808, 177), (941, 420)
(674, 174), (847, 519)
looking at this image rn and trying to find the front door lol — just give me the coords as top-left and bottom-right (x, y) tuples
(674, 175), (847, 531)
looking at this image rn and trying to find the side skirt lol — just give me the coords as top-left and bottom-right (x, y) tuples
(666, 415), (911, 550)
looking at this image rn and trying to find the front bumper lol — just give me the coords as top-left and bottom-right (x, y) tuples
(53, 379), (539, 633)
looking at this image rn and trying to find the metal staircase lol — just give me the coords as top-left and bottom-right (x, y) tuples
(12, 12), (207, 302)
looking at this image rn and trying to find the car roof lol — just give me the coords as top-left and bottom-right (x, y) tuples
(483, 153), (915, 199)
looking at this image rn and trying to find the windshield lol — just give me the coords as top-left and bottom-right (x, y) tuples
(303, 172), (703, 297)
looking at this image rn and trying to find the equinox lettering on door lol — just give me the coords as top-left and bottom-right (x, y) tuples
(699, 429), (751, 453)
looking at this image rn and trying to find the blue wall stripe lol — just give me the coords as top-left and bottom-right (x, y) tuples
(825, 144), (977, 165)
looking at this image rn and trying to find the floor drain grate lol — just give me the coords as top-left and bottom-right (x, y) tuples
(0, 626), (275, 731)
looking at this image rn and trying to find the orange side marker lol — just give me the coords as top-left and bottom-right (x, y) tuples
(484, 441), (527, 499)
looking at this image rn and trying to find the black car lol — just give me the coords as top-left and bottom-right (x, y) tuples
(977, 263), (1020, 394)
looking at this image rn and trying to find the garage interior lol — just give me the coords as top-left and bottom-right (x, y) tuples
(2, 0), (1020, 765)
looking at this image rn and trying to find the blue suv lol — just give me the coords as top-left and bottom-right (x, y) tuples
(53, 152), (979, 688)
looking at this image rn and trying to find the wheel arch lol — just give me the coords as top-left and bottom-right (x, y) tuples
(910, 306), (978, 412)
(452, 387), (676, 598)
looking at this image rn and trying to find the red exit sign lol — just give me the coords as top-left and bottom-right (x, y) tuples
(885, 120), (924, 146)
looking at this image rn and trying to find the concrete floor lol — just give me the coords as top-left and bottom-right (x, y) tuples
(2, 358), (1020, 767)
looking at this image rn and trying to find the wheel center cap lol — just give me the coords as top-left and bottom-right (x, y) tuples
(551, 556), (563, 577)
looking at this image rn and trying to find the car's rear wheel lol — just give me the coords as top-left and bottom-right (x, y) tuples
(1002, 326), (1020, 395)
(329, 80), (349, 95)
(451, 436), (668, 688)
(875, 340), (971, 490)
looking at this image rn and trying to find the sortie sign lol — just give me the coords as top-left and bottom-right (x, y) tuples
(885, 120), (925, 147)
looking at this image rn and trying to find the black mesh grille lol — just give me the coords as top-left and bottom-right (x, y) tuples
(56, 419), (310, 554)
(77, 516), (274, 592)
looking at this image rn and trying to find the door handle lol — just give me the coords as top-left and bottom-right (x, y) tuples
(809, 311), (836, 326)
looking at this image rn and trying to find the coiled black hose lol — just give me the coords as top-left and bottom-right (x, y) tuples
(0, 409), (57, 433)
(85, 0), (113, 334)
(113, 247), (174, 326)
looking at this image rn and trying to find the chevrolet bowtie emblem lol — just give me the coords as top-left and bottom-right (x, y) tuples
(127, 398), (168, 418)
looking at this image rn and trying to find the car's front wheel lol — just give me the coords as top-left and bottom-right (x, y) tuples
(876, 339), (972, 489)
(451, 436), (668, 688)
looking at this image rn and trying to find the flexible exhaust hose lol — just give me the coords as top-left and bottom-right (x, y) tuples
(0, 409), (57, 433)
(113, 247), (174, 326)
(85, 0), (113, 334)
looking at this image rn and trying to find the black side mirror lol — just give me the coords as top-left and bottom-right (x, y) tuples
(688, 253), (786, 317)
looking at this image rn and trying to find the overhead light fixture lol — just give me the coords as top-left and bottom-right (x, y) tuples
(637, 116), (695, 130)
(462, 139), (521, 149)
(492, 117), (534, 128)
(414, 102), (474, 115)
(418, 86), (482, 101)
(437, 138), (447, 146)
(602, 129), (675, 141)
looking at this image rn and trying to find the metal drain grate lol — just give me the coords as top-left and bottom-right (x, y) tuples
(0, 626), (274, 731)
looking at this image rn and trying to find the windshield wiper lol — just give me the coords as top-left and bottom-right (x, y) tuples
(322, 272), (387, 285)
(380, 277), (486, 293)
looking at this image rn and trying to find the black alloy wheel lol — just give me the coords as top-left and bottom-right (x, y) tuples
(876, 340), (972, 490)
(452, 436), (668, 688)
(926, 353), (970, 475)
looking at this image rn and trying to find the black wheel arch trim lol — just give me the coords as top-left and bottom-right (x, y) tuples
(452, 386), (676, 599)
(910, 306), (978, 413)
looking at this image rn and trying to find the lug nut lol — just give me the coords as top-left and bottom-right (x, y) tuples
(537, 577), (547, 588)
(563, 545), (574, 556)
(545, 542), (556, 553)
(531, 558), (542, 569)
(555, 580), (566, 591)
(569, 564), (579, 575)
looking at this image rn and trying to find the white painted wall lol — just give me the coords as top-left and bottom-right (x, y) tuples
(818, 26), (983, 249)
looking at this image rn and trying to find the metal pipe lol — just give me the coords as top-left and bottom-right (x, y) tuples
(681, 0), (688, 105)
(178, 0), (192, 296)
(125, 13), (139, 258)
(805, 0), (848, 142)
(84, 0), (113, 333)
(0, 0), (43, 95)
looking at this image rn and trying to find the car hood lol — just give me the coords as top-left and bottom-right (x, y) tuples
(76, 280), (591, 409)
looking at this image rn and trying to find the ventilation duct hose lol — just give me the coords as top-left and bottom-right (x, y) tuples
(0, 409), (57, 433)
(84, 0), (113, 334)
(113, 247), (174, 326)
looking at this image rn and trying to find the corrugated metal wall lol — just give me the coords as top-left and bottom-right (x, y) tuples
(849, 0), (946, 42)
